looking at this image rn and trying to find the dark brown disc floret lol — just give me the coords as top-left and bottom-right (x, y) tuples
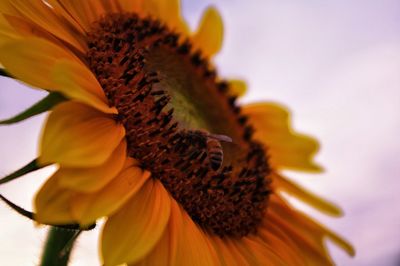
(85, 13), (271, 237)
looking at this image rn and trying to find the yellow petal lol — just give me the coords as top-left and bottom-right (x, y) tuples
(71, 165), (150, 226)
(0, 37), (79, 90)
(4, 0), (86, 51)
(57, 141), (127, 193)
(243, 102), (323, 172)
(101, 179), (171, 266)
(192, 6), (224, 58)
(272, 172), (342, 216)
(228, 79), (247, 97)
(142, 0), (189, 34)
(34, 173), (75, 224)
(0, 36), (113, 113)
(39, 102), (125, 167)
(52, 60), (116, 114)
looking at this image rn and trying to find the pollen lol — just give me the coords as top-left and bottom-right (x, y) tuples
(86, 13), (271, 237)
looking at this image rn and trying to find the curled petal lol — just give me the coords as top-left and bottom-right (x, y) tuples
(52, 60), (116, 114)
(272, 172), (342, 216)
(34, 174), (75, 224)
(0, 37), (79, 90)
(243, 102), (323, 172)
(70, 165), (150, 227)
(39, 102), (125, 167)
(58, 141), (127, 192)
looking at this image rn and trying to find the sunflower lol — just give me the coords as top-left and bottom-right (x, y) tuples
(0, 0), (354, 265)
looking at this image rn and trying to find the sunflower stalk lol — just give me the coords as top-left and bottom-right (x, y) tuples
(40, 227), (81, 266)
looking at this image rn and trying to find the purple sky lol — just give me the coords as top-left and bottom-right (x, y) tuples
(1, 0), (400, 265)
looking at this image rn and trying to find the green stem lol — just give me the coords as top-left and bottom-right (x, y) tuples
(40, 227), (81, 266)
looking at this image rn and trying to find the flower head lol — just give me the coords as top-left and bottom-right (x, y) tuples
(0, 0), (354, 265)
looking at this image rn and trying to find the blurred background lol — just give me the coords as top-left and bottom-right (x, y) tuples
(1, 0), (399, 265)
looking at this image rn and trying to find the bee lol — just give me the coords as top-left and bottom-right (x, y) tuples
(186, 130), (232, 171)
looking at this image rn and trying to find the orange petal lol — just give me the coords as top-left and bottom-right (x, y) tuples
(41, 0), (85, 34)
(4, 0), (86, 51)
(0, 37), (79, 90)
(34, 173), (75, 224)
(174, 206), (218, 266)
(57, 141), (127, 193)
(0, 1), (15, 14)
(1, 13), (66, 48)
(48, 0), (106, 32)
(115, 0), (143, 13)
(243, 102), (323, 172)
(267, 200), (335, 265)
(272, 172), (342, 216)
(210, 237), (249, 266)
(268, 194), (355, 264)
(129, 199), (182, 266)
(52, 60), (116, 114)
(70, 165), (150, 226)
(0, 14), (19, 44)
(101, 179), (171, 265)
(239, 236), (287, 265)
(192, 6), (224, 58)
(98, 0), (122, 13)
(260, 218), (308, 265)
(255, 227), (306, 266)
(39, 102), (125, 167)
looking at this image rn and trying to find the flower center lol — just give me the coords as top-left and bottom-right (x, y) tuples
(86, 13), (271, 237)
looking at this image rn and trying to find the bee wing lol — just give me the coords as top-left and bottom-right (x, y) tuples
(209, 133), (232, 143)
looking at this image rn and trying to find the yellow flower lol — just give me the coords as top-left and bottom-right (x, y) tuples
(0, 0), (354, 265)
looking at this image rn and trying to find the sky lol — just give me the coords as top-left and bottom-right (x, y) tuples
(1, 0), (400, 265)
